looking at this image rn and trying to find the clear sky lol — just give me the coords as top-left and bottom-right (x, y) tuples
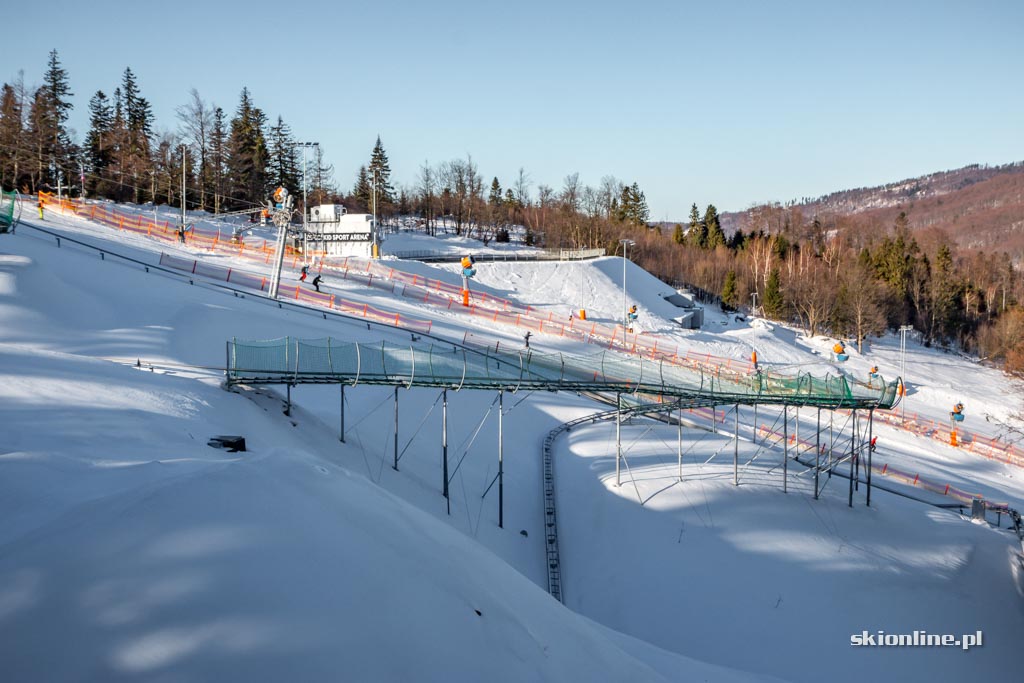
(7, 0), (1023, 220)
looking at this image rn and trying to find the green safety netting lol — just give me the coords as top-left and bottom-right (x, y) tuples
(227, 337), (900, 410)
(0, 190), (16, 233)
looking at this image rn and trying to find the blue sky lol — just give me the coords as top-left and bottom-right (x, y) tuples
(8, 0), (1023, 220)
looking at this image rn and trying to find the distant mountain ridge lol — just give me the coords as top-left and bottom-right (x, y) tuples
(663, 162), (1024, 258)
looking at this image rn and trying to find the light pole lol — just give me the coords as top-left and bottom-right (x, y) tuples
(619, 238), (635, 332)
(751, 291), (759, 316)
(371, 167), (379, 258)
(180, 144), (187, 234)
(899, 325), (913, 422)
(298, 141), (319, 264)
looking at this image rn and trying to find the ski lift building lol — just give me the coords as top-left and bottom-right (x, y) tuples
(306, 204), (377, 258)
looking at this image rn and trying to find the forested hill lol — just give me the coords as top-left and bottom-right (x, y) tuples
(719, 162), (1024, 259)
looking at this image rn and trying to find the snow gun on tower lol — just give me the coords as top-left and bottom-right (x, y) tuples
(460, 255), (477, 307)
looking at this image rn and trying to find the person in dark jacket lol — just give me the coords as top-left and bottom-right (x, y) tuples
(312, 274), (322, 292)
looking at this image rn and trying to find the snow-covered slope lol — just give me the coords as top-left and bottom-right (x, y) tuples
(4, 206), (1023, 682)
(0, 231), (767, 681)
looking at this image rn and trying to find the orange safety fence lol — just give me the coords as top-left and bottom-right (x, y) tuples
(47, 196), (757, 380)
(66, 199), (1005, 456)
(873, 409), (1024, 469)
(158, 253), (432, 334)
(757, 426), (1010, 510)
(321, 254), (757, 376)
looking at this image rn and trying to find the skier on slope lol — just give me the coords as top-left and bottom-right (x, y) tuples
(312, 274), (322, 292)
(300, 265), (309, 282)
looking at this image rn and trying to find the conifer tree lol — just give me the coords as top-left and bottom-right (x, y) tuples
(27, 50), (74, 191)
(687, 203), (707, 249)
(267, 116), (300, 193)
(763, 268), (785, 318)
(209, 106), (227, 213)
(117, 67), (154, 202)
(225, 88), (268, 208)
(489, 177), (502, 207)
(368, 136), (394, 203)
(721, 270), (738, 310)
(352, 165), (371, 211)
(0, 84), (24, 190)
(85, 91), (113, 196)
(705, 204), (726, 249)
(672, 223), (684, 244)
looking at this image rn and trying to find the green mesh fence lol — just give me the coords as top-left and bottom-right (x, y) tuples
(0, 190), (15, 233)
(226, 337), (901, 410)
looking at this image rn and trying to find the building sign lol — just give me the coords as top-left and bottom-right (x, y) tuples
(310, 232), (373, 242)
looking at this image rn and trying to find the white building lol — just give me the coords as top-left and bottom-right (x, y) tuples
(305, 204), (378, 258)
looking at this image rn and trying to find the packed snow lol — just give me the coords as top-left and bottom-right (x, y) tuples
(2, 200), (1022, 681)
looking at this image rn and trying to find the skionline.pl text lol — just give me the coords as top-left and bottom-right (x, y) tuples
(850, 630), (982, 650)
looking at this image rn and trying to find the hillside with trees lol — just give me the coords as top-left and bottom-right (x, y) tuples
(0, 52), (1021, 373)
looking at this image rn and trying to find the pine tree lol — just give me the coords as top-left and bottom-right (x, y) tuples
(42, 50), (74, 164)
(225, 88), (268, 208)
(352, 166), (371, 211)
(368, 136), (394, 203)
(489, 177), (502, 207)
(615, 182), (650, 226)
(0, 84), (24, 190)
(705, 204), (726, 249)
(672, 223), (684, 244)
(687, 203), (706, 248)
(930, 243), (963, 343)
(118, 67), (154, 202)
(85, 91), (113, 196)
(721, 270), (738, 311)
(209, 107), (226, 213)
(267, 116), (300, 193)
(27, 50), (75, 192)
(763, 268), (785, 318)
(629, 183), (649, 225)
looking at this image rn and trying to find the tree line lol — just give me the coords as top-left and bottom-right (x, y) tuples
(1, 52), (1020, 372)
(0, 50), (338, 215)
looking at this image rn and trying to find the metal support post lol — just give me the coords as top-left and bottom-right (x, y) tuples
(783, 405), (788, 494)
(752, 403), (758, 443)
(677, 398), (683, 482)
(616, 393), (622, 487)
(285, 384), (291, 416)
(795, 406), (800, 454)
(443, 389), (449, 510)
(498, 390), (504, 529)
(393, 386), (399, 471)
(866, 409), (874, 507)
(339, 384), (345, 442)
(712, 403), (717, 434)
(829, 411), (834, 478)
(814, 408), (821, 500)
(854, 411), (860, 491)
(848, 410), (856, 507)
(733, 404), (739, 486)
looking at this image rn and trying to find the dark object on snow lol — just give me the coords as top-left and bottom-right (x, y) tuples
(208, 435), (247, 452)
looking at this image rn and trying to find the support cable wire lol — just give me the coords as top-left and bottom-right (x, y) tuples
(395, 390), (443, 464)
(447, 394), (500, 484)
(736, 407), (786, 481)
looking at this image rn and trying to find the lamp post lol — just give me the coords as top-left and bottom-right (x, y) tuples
(180, 144), (187, 234)
(619, 238), (635, 332)
(371, 167), (379, 258)
(899, 324), (913, 422)
(298, 141), (319, 264)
